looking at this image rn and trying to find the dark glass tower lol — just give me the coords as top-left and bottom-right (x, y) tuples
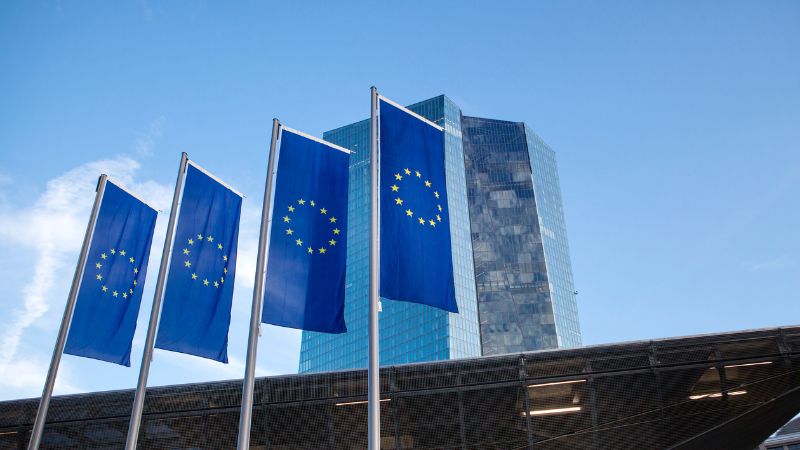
(299, 96), (580, 373)
(462, 117), (581, 354)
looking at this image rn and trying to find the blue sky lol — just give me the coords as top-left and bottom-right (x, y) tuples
(0, 1), (798, 401)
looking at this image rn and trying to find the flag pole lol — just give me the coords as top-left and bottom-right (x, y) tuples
(368, 86), (381, 450)
(27, 175), (108, 450)
(125, 152), (189, 450)
(237, 118), (281, 450)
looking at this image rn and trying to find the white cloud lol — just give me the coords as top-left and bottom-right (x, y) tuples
(153, 350), (275, 381)
(134, 116), (166, 157)
(0, 357), (81, 400)
(743, 258), (791, 273)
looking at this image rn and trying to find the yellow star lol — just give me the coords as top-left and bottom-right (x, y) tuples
(122, 292), (128, 299)
(129, 257), (135, 263)
(395, 198), (403, 205)
(183, 248), (190, 255)
(133, 279), (137, 286)
(134, 268), (139, 274)
(329, 217), (337, 223)
(415, 170), (421, 178)
(404, 168), (411, 175)
(112, 290), (118, 297)
(283, 216), (291, 223)
(188, 238), (194, 245)
(192, 273), (198, 280)
(437, 214), (442, 222)
(286, 228), (294, 235)
(95, 262), (102, 269)
(425, 180), (431, 187)
(418, 218), (425, 225)
(96, 274), (102, 281)
(429, 220), (436, 226)
(320, 208), (327, 214)
(307, 247), (314, 254)
(198, 234), (203, 240)
(310, 200), (316, 207)
(129, 288), (133, 294)
(437, 204), (442, 211)
(223, 267), (227, 274)
(203, 279), (209, 286)
(333, 228), (340, 235)
(207, 235), (214, 242)
(120, 250), (126, 256)
(220, 277), (224, 284)
(329, 239), (337, 246)
(394, 173), (402, 180)
(217, 243), (223, 250)
(288, 205), (295, 212)
(184, 261), (191, 268)
(110, 248), (116, 254)
(298, 198), (306, 205)
(101, 253), (107, 259)
(214, 281), (219, 288)
(319, 247), (326, 254)
(102, 285), (108, 292)
(406, 209), (413, 217)
(391, 184), (399, 192)
(223, 255), (228, 261)
(434, 191), (440, 199)
(296, 238), (303, 246)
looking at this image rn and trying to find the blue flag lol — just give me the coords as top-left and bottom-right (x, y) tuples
(379, 99), (458, 313)
(64, 180), (158, 366)
(262, 128), (349, 333)
(155, 163), (242, 363)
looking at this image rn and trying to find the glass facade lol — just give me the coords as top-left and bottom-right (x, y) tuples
(300, 95), (580, 372)
(299, 96), (481, 372)
(462, 116), (581, 354)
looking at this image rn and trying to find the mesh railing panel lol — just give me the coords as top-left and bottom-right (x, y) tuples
(1, 326), (797, 449)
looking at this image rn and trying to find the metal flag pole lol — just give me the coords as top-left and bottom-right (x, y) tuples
(237, 118), (281, 450)
(125, 152), (189, 450)
(27, 175), (108, 450)
(368, 86), (381, 450)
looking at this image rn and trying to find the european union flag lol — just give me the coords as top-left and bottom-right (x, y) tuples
(64, 180), (158, 366)
(379, 98), (458, 313)
(155, 163), (242, 363)
(262, 128), (349, 333)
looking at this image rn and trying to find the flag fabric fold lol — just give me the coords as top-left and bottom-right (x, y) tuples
(155, 163), (242, 363)
(64, 181), (158, 366)
(262, 128), (350, 333)
(379, 98), (458, 313)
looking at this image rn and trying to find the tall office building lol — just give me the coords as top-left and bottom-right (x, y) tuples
(298, 95), (579, 373)
(462, 117), (581, 353)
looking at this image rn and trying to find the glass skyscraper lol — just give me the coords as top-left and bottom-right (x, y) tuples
(462, 117), (581, 353)
(298, 95), (579, 372)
